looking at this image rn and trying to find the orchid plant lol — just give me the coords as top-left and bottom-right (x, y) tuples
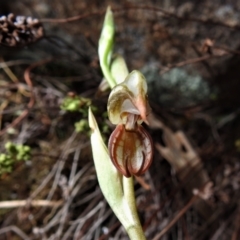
(89, 7), (153, 239)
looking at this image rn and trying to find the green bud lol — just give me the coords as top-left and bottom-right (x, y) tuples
(98, 6), (116, 88)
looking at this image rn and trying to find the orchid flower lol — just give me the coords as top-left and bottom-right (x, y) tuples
(89, 7), (152, 239)
(108, 70), (153, 177)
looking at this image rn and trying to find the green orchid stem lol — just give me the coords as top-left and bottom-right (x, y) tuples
(128, 226), (146, 240)
(123, 176), (146, 240)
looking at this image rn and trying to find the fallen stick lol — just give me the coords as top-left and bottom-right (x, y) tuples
(0, 200), (63, 208)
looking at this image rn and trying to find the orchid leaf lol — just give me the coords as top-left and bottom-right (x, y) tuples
(88, 108), (146, 239)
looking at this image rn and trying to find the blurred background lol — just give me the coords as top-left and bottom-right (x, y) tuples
(0, 0), (240, 239)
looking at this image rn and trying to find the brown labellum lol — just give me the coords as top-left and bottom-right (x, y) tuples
(108, 124), (153, 178)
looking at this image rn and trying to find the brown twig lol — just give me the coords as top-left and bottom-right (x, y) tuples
(160, 52), (228, 75)
(0, 60), (32, 68)
(135, 176), (151, 190)
(41, 10), (105, 23)
(214, 45), (240, 55)
(153, 179), (213, 240)
(0, 225), (30, 240)
(117, 4), (240, 30)
(153, 194), (198, 240)
(0, 200), (63, 208)
(40, 5), (240, 31)
(0, 58), (52, 136)
(142, 156), (212, 231)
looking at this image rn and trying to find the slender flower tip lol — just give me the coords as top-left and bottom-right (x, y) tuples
(122, 70), (150, 124)
(135, 95), (149, 125)
(88, 107), (95, 130)
(103, 6), (114, 30)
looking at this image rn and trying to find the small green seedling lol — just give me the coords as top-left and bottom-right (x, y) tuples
(61, 95), (92, 116)
(0, 142), (31, 175)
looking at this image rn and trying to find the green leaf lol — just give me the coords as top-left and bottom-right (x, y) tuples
(110, 54), (129, 84)
(88, 108), (146, 239)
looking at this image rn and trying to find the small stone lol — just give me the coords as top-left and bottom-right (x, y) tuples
(33, 19), (39, 24)
(16, 16), (26, 24)
(7, 13), (15, 22)
(26, 17), (33, 24)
